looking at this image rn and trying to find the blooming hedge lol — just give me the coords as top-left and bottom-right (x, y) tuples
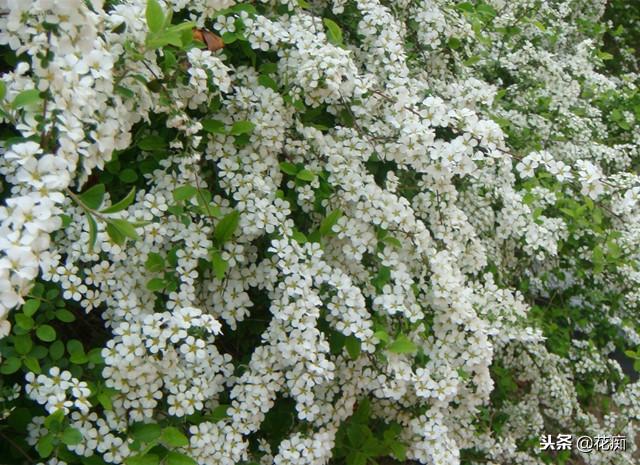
(0, 0), (639, 464)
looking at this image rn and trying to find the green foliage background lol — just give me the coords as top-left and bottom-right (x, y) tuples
(1, 0), (640, 465)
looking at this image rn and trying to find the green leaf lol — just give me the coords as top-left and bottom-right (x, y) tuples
(329, 330), (346, 355)
(50, 340), (65, 360)
(106, 218), (140, 241)
(145, 252), (165, 272)
(593, 245), (604, 273)
(373, 330), (389, 344)
(167, 247), (179, 266)
(559, 207), (576, 219)
(23, 357), (40, 373)
(231, 3), (257, 13)
(66, 340), (84, 356)
(291, 230), (307, 244)
(372, 266), (391, 291)
(346, 451), (367, 465)
(55, 309), (76, 323)
(46, 288), (60, 299)
(202, 119), (226, 134)
(607, 238), (622, 260)
(0, 80), (6, 101)
(79, 184), (106, 210)
(596, 50), (614, 60)
(22, 299), (40, 317)
(221, 31), (237, 44)
(146, 32), (183, 50)
(323, 18), (343, 46)
(229, 120), (255, 136)
(44, 410), (65, 430)
(390, 441), (407, 461)
(162, 6), (173, 29)
(61, 427), (83, 446)
(146, 278), (165, 292)
(163, 49), (177, 69)
(119, 168), (138, 183)
(15, 313), (34, 330)
(12, 89), (41, 109)
(126, 454), (160, 465)
(532, 20), (546, 31)
(347, 424), (368, 448)
(36, 433), (55, 458)
(173, 185), (198, 202)
(87, 214), (98, 253)
(258, 74), (278, 90)
(387, 334), (417, 354)
(16, 299), (40, 322)
(456, 2), (474, 12)
(382, 236), (402, 248)
(210, 250), (229, 280)
(382, 422), (401, 441)
(214, 210), (240, 244)
(165, 21), (196, 35)
(279, 162), (299, 175)
(14, 334), (33, 354)
(116, 85), (135, 99)
(88, 348), (104, 365)
(296, 169), (315, 182)
(195, 189), (214, 207)
(29, 345), (49, 360)
(166, 452), (198, 465)
(308, 230), (321, 243)
(31, 345), (48, 360)
(36, 325), (56, 342)
(146, 0), (165, 33)
(320, 209), (342, 236)
(476, 3), (497, 19)
(345, 336), (361, 360)
(161, 427), (189, 447)
(209, 404), (229, 421)
(98, 389), (116, 410)
(352, 398), (370, 424)
(137, 136), (166, 151)
(69, 343), (89, 363)
(463, 55), (481, 66)
(0, 357), (21, 374)
(101, 187), (136, 213)
(132, 422), (162, 443)
(447, 37), (461, 49)
(522, 192), (536, 205)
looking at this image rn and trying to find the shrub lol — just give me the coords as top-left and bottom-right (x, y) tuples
(0, 0), (639, 464)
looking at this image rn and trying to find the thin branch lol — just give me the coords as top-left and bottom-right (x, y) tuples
(65, 188), (109, 222)
(0, 430), (35, 464)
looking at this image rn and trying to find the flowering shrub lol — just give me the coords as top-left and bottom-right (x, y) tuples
(0, 0), (639, 464)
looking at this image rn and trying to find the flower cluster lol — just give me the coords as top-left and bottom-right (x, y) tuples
(0, 0), (639, 464)
(25, 367), (91, 415)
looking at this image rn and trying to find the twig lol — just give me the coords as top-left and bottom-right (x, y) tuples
(65, 188), (109, 222)
(0, 429), (35, 464)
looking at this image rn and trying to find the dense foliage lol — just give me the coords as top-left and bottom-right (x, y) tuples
(0, 0), (639, 464)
